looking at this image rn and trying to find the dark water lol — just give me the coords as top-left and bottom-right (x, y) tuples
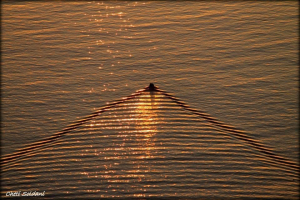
(1, 1), (299, 199)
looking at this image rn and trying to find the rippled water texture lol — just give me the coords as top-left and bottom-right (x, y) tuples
(1, 1), (299, 199)
(1, 86), (299, 198)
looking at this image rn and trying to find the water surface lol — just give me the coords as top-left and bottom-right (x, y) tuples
(1, 1), (299, 199)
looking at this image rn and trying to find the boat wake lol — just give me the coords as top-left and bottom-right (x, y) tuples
(1, 84), (298, 199)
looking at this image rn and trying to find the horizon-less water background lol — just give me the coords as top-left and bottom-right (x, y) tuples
(1, 1), (299, 199)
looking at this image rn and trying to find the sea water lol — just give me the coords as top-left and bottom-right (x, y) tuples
(1, 1), (298, 199)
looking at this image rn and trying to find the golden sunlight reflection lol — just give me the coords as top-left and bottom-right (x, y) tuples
(79, 91), (164, 196)
(128, 91), (161, 196)
(134, 91), (159, 158)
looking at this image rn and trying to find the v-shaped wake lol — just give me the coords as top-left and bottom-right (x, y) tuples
(1, 84), (298, 173)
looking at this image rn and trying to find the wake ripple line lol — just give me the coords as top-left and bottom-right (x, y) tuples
(154, 87), (299, 172)
(1, 84), (299, 173)
(0, 89), (145, 166)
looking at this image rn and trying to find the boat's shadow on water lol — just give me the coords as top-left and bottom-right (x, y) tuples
(1, 84), (299, 199)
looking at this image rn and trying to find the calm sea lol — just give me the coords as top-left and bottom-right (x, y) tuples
(1, 1), (299, 199)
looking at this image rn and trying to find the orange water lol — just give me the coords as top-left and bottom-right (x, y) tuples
(1, 1), (298, 199)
